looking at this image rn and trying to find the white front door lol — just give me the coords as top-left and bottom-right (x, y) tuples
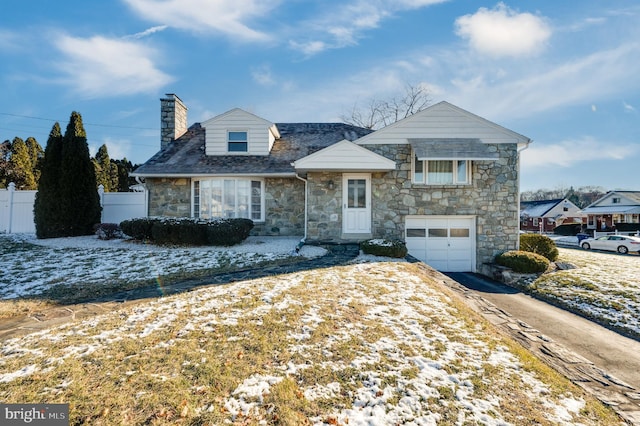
(343, 174), (371, 234)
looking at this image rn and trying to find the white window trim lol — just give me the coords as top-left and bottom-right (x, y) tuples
(227, 129), (249, 154)
(412, 153), (471, 185)
(192, 178), (265, 222)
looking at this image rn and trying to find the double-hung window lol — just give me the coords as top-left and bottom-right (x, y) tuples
(194, 178), (264, 221)
(228, 131), (248, 152)
(413, 156), (470, 185)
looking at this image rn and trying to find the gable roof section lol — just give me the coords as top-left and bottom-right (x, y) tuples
(520, 199), (565, 218)
(582, 191), (640, 215)
(201, 108), (280, 139)
(355, 101), (531, 147)
(292, 140), (396, 172)
(132, 123), (372, 177)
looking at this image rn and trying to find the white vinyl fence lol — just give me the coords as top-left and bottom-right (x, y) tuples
(0, 183), (148, 234)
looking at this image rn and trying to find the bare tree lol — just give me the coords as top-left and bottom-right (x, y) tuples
(341, 83), (432, 129)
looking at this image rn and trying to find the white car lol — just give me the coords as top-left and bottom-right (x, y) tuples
(580, 235), (640, 254)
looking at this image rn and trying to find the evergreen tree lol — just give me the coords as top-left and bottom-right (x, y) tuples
(34, 123), (64, 238)
(58, 112), (101, 236)
(0, 140), (10, 188)
(7, 137), (37, 189)
(25, 137), (44, 184)
(114, 158), (136, 191)
(92, 144), (119, 192)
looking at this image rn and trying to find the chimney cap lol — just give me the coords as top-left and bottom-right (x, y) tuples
(162, 93), (184, 103)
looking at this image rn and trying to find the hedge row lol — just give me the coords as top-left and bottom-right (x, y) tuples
(120, 217), (254, 246)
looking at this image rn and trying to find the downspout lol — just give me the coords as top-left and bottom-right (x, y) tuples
(516, 140), (532, 250)
(295, 173), (308, 253)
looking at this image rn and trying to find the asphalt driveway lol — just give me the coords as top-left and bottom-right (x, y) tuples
(444, 272), (640, 424)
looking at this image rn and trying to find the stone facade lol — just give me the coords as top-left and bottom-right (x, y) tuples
(304, 143), (520, 268)
(253, 178), (305, 236)
(147, 178), (191, 217)
(145, 143), (520, 268)
(146, 177), (306, 237)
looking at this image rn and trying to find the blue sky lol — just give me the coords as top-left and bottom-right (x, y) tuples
(0, 0), (638, 192)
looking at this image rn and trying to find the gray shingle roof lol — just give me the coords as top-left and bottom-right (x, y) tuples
(133, 122), (373, 177)
(520, 199), (564, 218)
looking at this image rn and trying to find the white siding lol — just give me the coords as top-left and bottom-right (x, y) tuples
(202, 109), (275, 156)
(356, 102), (530, 146)
(293, 140), (396, 171)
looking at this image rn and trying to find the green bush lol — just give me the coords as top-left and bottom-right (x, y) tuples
(360, 239), (408, 258)
(119, 217), (254, 246)
(120, 218), (155, 240)
(495, 250), (550, 273)
(519, 233), (559, 261)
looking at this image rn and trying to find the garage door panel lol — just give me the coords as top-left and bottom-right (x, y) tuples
(405, 216), (475, 272)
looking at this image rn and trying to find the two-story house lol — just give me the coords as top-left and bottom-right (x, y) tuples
(132, 94), (531, 273)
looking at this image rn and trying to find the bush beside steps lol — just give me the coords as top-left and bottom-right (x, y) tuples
(360, 239), (408, 258)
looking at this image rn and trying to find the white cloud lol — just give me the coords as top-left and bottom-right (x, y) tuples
(455, 3), (551, 57)
(122, 0), (279, 42)
(287, 0), (448, 56)
(125, 25), (168, 40)
(444, 42), (640, 121)
(522, 136), (638, 168)
(251, 65), (276, 87)
(591, 105), (597, 112)
(623, 101), (636, 112)
(52, 34), (173, 98)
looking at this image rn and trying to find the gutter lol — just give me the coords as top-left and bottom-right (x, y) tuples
(295, 173), (308, 253)
(516, 139), (532, 250)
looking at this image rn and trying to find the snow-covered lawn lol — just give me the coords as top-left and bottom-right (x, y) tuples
(0, 233), (326, 300)
(529, 245), (640, 338)
(0, 258), (617, 425)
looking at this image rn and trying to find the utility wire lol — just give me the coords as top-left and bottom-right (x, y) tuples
(0, 112), (156, 130)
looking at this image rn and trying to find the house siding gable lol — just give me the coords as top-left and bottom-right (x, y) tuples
(203, 109), (275, 156)
(356, 102), (529, 146)
(293, 140), (395, 171)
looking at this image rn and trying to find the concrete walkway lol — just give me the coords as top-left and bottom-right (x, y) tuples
(443, 272), (640, 425)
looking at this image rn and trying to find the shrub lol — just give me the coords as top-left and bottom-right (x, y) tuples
(360, 239), (408, 258)
(94, 223), (124, 240)
(119, 217), (254, 246)
(206, 218), (254, 246)
(120, 218), (155, 240)
(553, 223), (582, 236)
(495, 250), (550, 273)
(519, 233), (559, 261)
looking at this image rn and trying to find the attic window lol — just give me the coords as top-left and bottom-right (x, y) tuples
(228, 131), (248, 152)
(612, 197), (621, 204)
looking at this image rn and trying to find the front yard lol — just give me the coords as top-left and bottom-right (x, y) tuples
(0, 233), (635, 424)
(514, 247), (640, 340)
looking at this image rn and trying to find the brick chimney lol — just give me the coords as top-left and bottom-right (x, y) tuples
(160, 94), (188, 149)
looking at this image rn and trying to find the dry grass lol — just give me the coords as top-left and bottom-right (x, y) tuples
(0, 262), (621, 425)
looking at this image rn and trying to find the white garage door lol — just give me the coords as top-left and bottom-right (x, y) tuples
(405, 216), (475, 272)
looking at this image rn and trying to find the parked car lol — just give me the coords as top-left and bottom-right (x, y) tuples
(580, 235), (640, 254)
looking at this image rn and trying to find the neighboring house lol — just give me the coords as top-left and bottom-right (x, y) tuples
(581, 191), (640, 231)
(132, 94), (531, 272)
(520, 198), (585, 233)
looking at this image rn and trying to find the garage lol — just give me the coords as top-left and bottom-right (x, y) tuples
(405, 216), (476, 272)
